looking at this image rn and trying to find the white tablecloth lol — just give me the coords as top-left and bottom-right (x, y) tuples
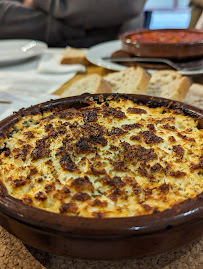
(0, 48), (85, 121)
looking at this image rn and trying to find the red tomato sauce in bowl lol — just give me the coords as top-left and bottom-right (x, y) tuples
(130, 30), (203, 44)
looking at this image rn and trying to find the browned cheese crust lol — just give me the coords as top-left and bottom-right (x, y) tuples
(0, 98), (202, 218)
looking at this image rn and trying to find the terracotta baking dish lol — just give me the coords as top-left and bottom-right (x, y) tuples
(120, 29), (203, 60)
(0, 94), (202, 260)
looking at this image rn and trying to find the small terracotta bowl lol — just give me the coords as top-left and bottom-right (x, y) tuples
(0, 94), (202, 260)
(120, 29), (203, 60)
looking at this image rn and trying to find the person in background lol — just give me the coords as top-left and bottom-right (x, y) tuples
(189, 0), (203, 27)
(0, 0), (146, 47)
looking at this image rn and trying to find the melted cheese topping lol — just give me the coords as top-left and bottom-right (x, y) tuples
(0, 98), (202, 218)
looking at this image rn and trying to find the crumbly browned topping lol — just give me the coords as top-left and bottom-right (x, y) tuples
(0, 97), (202, 218)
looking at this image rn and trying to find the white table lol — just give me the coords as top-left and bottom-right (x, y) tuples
(0, 48), (83, 121)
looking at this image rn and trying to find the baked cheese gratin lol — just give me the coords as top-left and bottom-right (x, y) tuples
(0, 97), (202, 218)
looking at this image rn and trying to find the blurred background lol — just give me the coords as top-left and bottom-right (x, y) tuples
(2, 0), (202, 48)
(144, 0), (191, 29)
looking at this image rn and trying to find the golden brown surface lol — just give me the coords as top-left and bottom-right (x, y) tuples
(0, 97), (202, 217)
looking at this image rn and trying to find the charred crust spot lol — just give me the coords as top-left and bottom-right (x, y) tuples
(141, 204), (152, 212)
(112, 161), (127, 171)
(107, 127), (127, 136)
(172, 145), (184, 157)
(22, 196), (33, 205)
(14, 144), (32, 161)
(92, 211), (106, 218)
(110, 145), (119, 151)
(184, 137), (195, 142)
(27, 167), (38, 179)
(23, 131), (35, 139)
(34, 191), (47, 201)
(36, 177), (43, 183)
(121, 143), (157, 162)
(127, 107), (147, 114)
(56, 124), (67, 135)
(31, 138), (50, 160)
(151, 163), (162, 173)
(141, 131), (163, 144)
(138, 167), (148, 177)
(72, 192), (90, 201)
(91, 199), (107, 207)
(60, 153), (77, 172)
(44, 124), (53, 132)
(133, 187), (141, 194)
(159, 183), (170, 192)
(59, 108), (81, 119)
(102, 107), (126, 119)
(12, 179), (26, 188)
(4, 148), (11, 157)
(147, 124), (156, 132)
(61, 186), (71, 193)
(130, 135), (141, 141)
(45, 182), (55, 193)
(102, 176), (125, 188)
(69, 123), (80, 138)
(0, 146), (11, 156)
(53, 186), (70, 200)
(109, 188), (122, 201)
(91, 166), (106, 175)
(104, 102), (109, 107)
(45, 159), (52, 165)
(83, 110), (97, 122)
(17, 139), (25, 145)
(163, 164), (172, 175)
(190, 155), (203, 171)
(71, 176), (94, 192)
(186, 137), (195, 142)
(0, 132), (6, 139)
(45, 123), (67, 138)
(75, 137), (94, 154)
(124, 177), (137, 184)
(82, 125), (106, 143)
(89, 133), (107, 146)
(121, 123), (142, 130)
(62, 136), (72, 146)
(170, 171), (186, 178)
(144, 188), (152, 196)
(168, 136), (176, 142)
(149, 174), (155, 180)
(162, 124), (176, 131)
(156, 116), (175, 124)
(178, 132), (195, 142)
(48, 129), (58, 138)
(59, 202), (78, 214)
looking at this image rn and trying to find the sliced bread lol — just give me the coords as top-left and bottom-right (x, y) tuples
(104, 67), (151, 95)
(60, 47), (90, 66)
(61, 74), (112, 97)
(183, 83), (203, 109)
(147, 70), (191, 101)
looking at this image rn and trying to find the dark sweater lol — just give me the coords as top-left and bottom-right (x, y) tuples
(0, 0), (146, 47)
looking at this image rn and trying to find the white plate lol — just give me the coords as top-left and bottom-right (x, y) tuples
(0, 39), (48, 65)
(86, 40), (125, 71)
(86, 40), (203, 76)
